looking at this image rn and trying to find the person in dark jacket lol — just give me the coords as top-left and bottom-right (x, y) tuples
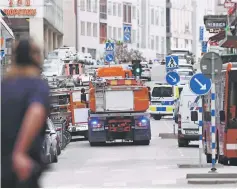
(1, 38), (50, 188)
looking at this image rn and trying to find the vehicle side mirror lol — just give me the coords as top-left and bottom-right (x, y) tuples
(204, 111), (211, 122)
(220, 110), (225, 122)
(191, 111), (198, 121)
(45, 129), (51, 134)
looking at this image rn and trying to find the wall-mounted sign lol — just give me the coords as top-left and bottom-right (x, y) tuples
(3, 9), (37, 16)
(9, 0), (31, 7)
(205, 20), (226, 29)
(204, 15), (227, 34)
(224, 0), (235, 8)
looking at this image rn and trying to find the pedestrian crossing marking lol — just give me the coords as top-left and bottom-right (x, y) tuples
(106, 43), (114, 51)
(167, 57), (177, 68)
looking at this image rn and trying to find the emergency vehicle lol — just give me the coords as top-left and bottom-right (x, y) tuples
(191, 59), (237, 165)
(49, 85), (89, 139)
(148, 82), (180, 120)
(88, 66), (151, 146)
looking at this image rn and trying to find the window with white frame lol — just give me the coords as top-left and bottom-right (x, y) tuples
(113, 27), (117, 39)
(151, 35), (154, 50)
(156, 36), (159, 51)
(113, 3), (116, 16)
(118, 28), (122, 39)
(123, 3), (132, 23)
(132, 30), (136, 43)
(80, 0), (85, 11)
(108, 1), (112, 15)
(161, 37), (165, 54)
(81, 21), (85, 35)
(155, 9), (159, 26)
(118, 3), (121, 17)
(108, 26), (112, 38)
(185, 39), (188, 48)
(160, 7), (164, 26)
(87, 22), (91, 36)
(93, 23), (97, 37)
(151, 8), (154, 25)
(132, 6), (136, 19)
(87, 0), (91, 11)
(92, 0), (97, 13)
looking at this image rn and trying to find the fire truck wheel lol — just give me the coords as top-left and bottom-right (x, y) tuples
(206, 154), (212, 163)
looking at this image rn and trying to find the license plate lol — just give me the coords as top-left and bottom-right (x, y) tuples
(185, 130), (199, 135)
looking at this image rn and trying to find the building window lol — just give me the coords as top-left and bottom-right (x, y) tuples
(87, 0), (91, 11)
(132, 6), (136, 19)
(123, 4), (131, 23)
(151, 35), (154, 50)
(118, 28), (122, 39)
(155, 9), (159, 26)
(113, 3), (116, 16)
(92, 0), (97, 13)
(100, 23), (107, 44)
(161, 37), (165, 54)
(108, 1), (112, 15)
(80, 0), (85, 11)
(113, 27), (117, 39)
(156, 36), (159, 51)
(118, 3), (121, 17)
(160, 7), (164, 26)
(185, 39), (188, 48)
(151, 8), (154, 25)
(132, 30), (136, 43)
(108, 26), (112, 39)
(93, 23), (97, 37)
(100, 1), (107, 19)
(81, 21), (85, 35)
(87, 22), (91, 36)
(174, 38), (178, 48)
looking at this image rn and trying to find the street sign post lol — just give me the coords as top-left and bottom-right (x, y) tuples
(200, 52), (223, 172)
(200, 52), (223, 79)
(189, 73), (211, 96)
(166, 71), (180, 86)
(105, 42), (115, 65)
(123, 25), (131, 43)
(165, 55), (179, 71)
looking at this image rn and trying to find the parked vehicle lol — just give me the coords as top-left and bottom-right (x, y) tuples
(175, 68), (194, 84)
(140, 62), (151, 81)
(174, 85), (200, 147)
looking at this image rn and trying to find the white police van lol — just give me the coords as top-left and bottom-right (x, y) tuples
(148, 82), (180, 120)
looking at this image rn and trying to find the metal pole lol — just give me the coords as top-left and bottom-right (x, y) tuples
(211, 53), (217, 172)
(198, 96), (203, 167)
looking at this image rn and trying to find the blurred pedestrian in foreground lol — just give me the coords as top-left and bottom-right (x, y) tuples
(1, 38), (50, 188)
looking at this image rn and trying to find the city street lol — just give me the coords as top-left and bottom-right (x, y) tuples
(41, 117), (237, 188)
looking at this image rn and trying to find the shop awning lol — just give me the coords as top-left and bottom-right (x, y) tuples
(219, 35), (237, 48)
(209, 31), (225, 42)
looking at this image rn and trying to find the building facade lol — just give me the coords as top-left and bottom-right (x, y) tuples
(0, 0), (64, 57)
(66, 0), (166, 60)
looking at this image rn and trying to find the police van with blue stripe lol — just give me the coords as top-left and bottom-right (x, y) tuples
(148, 82), (181, 120)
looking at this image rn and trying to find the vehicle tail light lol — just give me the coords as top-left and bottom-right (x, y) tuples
(137, 118), (148, 127)
(178, 114), (181, 128)
(91, 119), (102, 128)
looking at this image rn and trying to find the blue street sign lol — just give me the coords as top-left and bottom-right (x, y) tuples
(123, 25), (131, 43)
(105, 53), (114, 62)
(199, 26), (204, 41)
(0, 50), (5, 60)
(166, 71), (180, 86)
(189, 73), (211, 95)
(202, 41), (208, 53)
(166, 55), (179, 71)
(105, 42), (114, 51)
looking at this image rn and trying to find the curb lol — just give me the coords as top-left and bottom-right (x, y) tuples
(187, 179), (237, 185)
(159, 133), (177, 139)
(178, 164), (224, 168)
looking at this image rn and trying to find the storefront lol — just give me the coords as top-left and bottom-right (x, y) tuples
(0, 0), (64, 57)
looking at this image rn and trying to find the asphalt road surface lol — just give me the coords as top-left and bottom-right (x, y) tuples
(41, 117), (237, 188)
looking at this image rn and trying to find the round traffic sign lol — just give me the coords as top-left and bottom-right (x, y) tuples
(200, 52), (223, 79)
(189, 73), (211, 95)
(166, 71), (180, 86)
